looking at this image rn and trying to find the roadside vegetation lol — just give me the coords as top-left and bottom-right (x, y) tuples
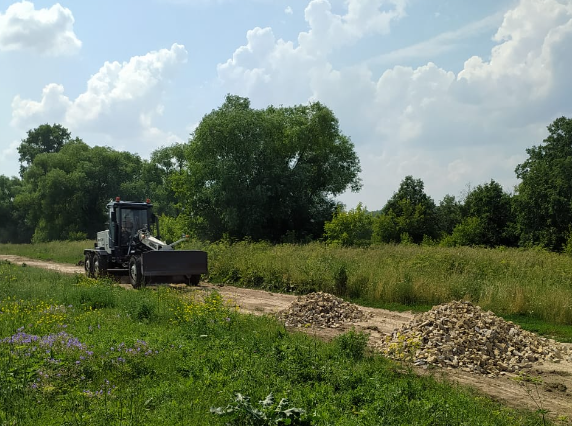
(3, 239), (572, 342)
(0, 239), (87, 264)
(0, 260), (554, 425)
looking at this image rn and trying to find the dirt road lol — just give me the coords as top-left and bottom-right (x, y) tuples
(2, 254), (572, 419)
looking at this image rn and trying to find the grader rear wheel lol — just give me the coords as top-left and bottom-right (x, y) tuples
(93, 254), (107, 279)
(84, 253), (94, 278)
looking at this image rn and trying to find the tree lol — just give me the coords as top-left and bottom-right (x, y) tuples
(17, 124), (73, 176)
(440, 217), (484, 247)
(435, 194), (462, 235)
(373, 176), (437, 244)
(142, 143), (187, 217)
(16, 139), (147, 242)
(515, 116), (572, 250)
(0, 175), (32, 243)
(177, 95), (361, 241)
(324, 203), (373, 247)
(462, 180), (516, 247)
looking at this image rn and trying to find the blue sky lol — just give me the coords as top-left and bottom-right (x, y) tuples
(1, 0), (571, 210)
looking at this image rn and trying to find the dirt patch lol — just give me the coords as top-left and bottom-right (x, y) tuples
(2, 254), (572, 419)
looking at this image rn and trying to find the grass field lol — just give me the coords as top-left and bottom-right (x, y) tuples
(0, 259), (553, 425)
(2, 240), (572, 341)
(0, 240), (88, 264)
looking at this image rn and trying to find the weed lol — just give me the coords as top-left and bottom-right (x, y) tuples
(514, 373), (549, 425)
(334, 329), (369, 360)
(210, 392), (315, 425)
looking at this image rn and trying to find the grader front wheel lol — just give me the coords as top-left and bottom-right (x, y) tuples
(129, 256), (148, 289)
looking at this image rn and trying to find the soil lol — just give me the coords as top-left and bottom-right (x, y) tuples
(2, 254), (572, 419)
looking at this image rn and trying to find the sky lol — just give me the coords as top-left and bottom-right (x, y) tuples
(1, 0), (571, 210)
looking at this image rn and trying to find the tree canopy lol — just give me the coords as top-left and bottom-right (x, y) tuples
(17, 123), (74, 176)
(2, 110), (572, 251)
(15, 138), (148, 242)
(177, 95), (361, 241)
(374, 176), (437, 244)
(515, 116), (572, 250)
(462, 180), (516, 247)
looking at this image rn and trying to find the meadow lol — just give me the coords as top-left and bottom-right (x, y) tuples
(0, 259), (554, 425)
(2, 240), (572, 339)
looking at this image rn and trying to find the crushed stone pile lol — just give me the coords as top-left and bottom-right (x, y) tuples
(277, 292), (370, 328)
(378, 300), (571, 376)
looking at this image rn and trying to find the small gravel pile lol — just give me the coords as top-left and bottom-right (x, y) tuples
(378, 300), (571, 376)
(277, 292), (369, 328)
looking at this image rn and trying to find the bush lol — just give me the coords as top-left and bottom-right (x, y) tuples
(324, 203), (373, 247)
(334, 329), (369, 360)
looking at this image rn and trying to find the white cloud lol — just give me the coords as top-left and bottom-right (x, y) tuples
(216, 0), (572, 208)
(285, 6), (293, 15)
(0, 140), (19, 177)
(11, 43), (188, 155)
(298, 0), (407, 56)
(0, 1), (81, 55)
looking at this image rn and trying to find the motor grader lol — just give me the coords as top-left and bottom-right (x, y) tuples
(84, 197), (207, 288)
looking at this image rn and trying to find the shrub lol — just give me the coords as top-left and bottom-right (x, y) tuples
(334, 329), (369, 360)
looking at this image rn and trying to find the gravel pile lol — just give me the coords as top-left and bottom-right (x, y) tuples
(378, 300), (571, 376)
(277, 292), (369, 328)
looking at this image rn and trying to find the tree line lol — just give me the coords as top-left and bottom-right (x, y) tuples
(0, 95), (360, 244)
(0, 94), (571, 252)
(325, 117), (572, 251)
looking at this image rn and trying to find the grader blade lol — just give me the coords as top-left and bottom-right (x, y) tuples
(141, 250), (207, 277)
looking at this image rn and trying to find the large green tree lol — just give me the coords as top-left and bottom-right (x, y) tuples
(16, 138), (147, 242)
(515, 116), (572, 250)
(177, 95), (361, 241)
(17, 123), (73, 176)
(373, 176), (437, 244)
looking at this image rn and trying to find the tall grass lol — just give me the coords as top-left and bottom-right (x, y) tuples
(0, 260), (553, 425)
(3, 240), (572, 325)
(205, 242), (572, 325)
(0, 240), (91, 264)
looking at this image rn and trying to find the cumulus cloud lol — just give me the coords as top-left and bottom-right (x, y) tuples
(0, 1), (81, 55)
(298, 0), (407, 56)
(11, 43), (188, 154)
(456, 0), (572, 117)
(285, 6), (293, 15)
(216, 0), (572, 208)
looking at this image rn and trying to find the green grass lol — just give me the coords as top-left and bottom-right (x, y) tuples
(3, 240), (572, 337)
(0, 260), (555, 425)
(202, 241), (572, 326)
(503, 315), (572, 343)
(0, 240), (90, 264)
